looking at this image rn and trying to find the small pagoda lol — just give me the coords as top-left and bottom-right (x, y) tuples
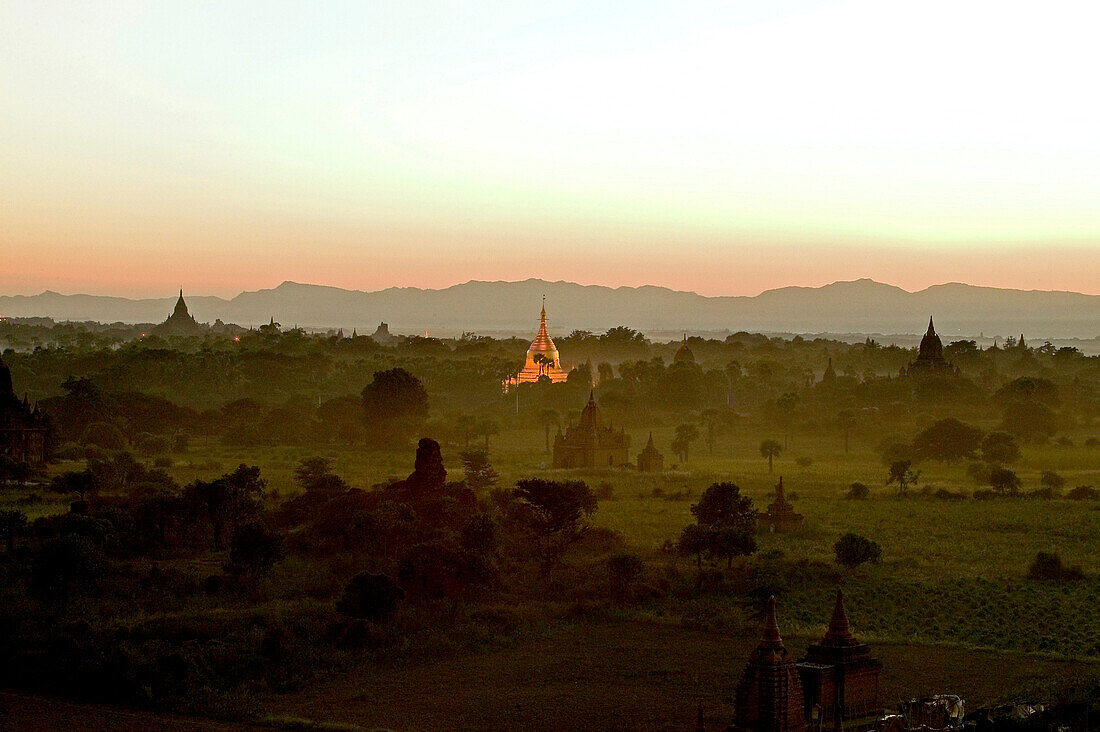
(636, 432), (664, 472)
(759, 478), (803, 533)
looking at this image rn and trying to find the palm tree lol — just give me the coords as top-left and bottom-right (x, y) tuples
(759, 439), (782, 473)
(538, 408), (560, 452)
(477, 420), (499, 451)
(455, 414), (478, 450)
(836, 409), (858, 454)
(673, 424), (700, 462)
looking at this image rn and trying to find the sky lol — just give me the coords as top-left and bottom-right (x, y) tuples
(2, 0), (1099, 298)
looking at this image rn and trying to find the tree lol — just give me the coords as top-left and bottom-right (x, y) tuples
(1041, 471), (1066, 493)
(676, 524), (709, 568)
(476, 420), (499, 451)
(759, 440), (782, 473)
(981, 431), (1021, 465)
(886, 460), (920, 495)
(538, 409), (560, 452)
(1001, 401), (1058, 443)
(336, 572), (403, 621)
(460, 449), (498, 491)
(836, 409), (858, 453)
(455, 414), (478, 450)
(691, 483), (757, 531)
(845, 482), (870, 500)
(50, 470), (98, 506)
(294, 457), (347, 493)
(0, 509), (26, 552)
(361, 368), (429, 445)
(775, 393), (799, 448)
(31, 535), (107, 611)
(834, 533), (881, 569)
(227, 522), (284, 577)
(912, 418), (983, 462)
(607, 553), (645, 603)
(672, 424), (700, 462)
(512, 478), (597, 576)
(988, 467), (1021, 495)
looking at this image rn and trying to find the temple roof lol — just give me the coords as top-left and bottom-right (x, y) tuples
(916, 316), (945, 362)
(172, 288), (189, 318)
(674, 334), (696, 363)
(822, 588), (855, 645)
(527, 297), (559, 359)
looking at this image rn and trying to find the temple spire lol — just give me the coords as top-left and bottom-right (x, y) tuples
(762, 596), (782, 645)
(541, 295), (546, 325)
(926, 316), (936, 336)
(824, 587), (854, 643)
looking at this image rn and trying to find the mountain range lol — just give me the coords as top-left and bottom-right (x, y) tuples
(2, 279), (1098, 341)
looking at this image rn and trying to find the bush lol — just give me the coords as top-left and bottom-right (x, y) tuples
(1066, 485), (1099, 500)
(795, 456), (813, 467)
(833, 533), (881, 569)
(1040, 471), (1066, 493)
(336, 572), (403, 621)
(607, 553), (645, 602)
(934, 489), (966, 501)
(1027, 552), (1085, 582)
(845, 483), (869, 500)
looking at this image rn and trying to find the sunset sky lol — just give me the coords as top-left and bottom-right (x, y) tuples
(3, 1), (1099, 298)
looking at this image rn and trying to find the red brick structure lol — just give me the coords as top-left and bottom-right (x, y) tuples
(636, 432), (664, 472)
(759, 478), (804, 533)
(728, 596), (808, 732)
(552, 392), (630, 469)
(797, 589), (883, 730)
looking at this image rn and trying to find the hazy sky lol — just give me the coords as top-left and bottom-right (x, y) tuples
(2, 0), (1098, 297)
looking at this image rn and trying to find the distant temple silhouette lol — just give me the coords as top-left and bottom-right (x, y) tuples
(759, 477), (803, 533)
(636, 432), (664, 472)
(371, 321), (396, 344)
(674, 335), (696, 364)
(0, 356), (49, 467)
(152, 289), (205, 336)
(901, 317), (957, 377)
(512, 298), (568, 386)
(552, 392), (630, 468)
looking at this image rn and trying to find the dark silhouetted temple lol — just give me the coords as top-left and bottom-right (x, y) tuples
(797, 589), (882, 729)
(729, 597), (808, 732)
(901, 317), (957, 377)
(674, 335), (696, 363)
(153, 289), (205, 336)
(759, 478), (803, 533)
(552, 392), (630, 468)
(0, 356), (48, 467)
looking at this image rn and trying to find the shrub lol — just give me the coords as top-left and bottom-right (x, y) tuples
(336, 572), (403, 621)
(1027, 552), (1084, 582)
(934, 489), (966, 501)
(833, 533), (881, 569)
(1040, 471), (1066, 493)
(795, 456), (813, 467)
(607, 553), (645, 602)
(1066, 485), (1099, 500)
(844, 483), (869, 500)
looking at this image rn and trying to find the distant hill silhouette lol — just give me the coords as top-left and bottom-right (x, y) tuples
(2, 279), (1098, 339)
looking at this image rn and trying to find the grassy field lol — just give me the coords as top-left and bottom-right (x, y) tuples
(143, 425), (1100, 584)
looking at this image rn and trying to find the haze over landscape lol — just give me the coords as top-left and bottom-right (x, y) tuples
(3, 278), (1100, 342)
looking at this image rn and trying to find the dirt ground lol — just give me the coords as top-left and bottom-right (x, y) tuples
(263, 620), (1095, 731)
(3, 620), (1092, 731)
(0, 691), (255, 732)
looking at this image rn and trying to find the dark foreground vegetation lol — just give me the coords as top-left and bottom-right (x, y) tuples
(1, 318), (1099, 725)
